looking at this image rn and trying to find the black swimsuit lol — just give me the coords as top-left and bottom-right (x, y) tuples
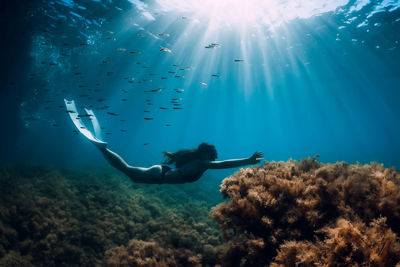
(159, 165), (201, 184)
(178, 168), (201, 183)
(159, 165), (172, 184)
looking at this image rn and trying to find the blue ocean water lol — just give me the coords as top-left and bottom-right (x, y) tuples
(2, 1), (400, 266)
(1, 0), (399, 171)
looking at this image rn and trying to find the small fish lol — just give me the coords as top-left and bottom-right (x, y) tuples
(129, 51), (140, 54)
(120, 119), (126, 122)
(49, 62), (57, 66)
(144, 117), (154, 120)
(147, 88), (164, 93)
(212, 74), (220, 77)
(144, 143), (150, 146)
(168, 71), (176, 74)
(137, 33), (145, 37)
(160, 107), (168, 110)
(161, 77), (168, 79)
(72, 130), (78, 134)
(77, 114), (94, 118)
(61, 53), (70, 57)
(106, 72), (113, 76)
(165, 124), (172, 127)
(234, 59), (244, 62)
(96, 105), (110, 110)
(160, 47), (172, 53)
(107, 112), (118, 116)
(117, 48), (127, 52)
(173, 103), (183, 106)
(80, 43), (88, 46)
(106, 31), (115, 34)
(174, 88), (184, 93)
(171, 98), (182, 101)
(205, 43), (221, 49)
(144, 110), (150, 113)
(102, 60), (111, 64)
(52, 124), (60, 127)
(199, 82), (207, 86)
(158, 33), (170, 37)
(175, 75), (184, 78)
(105, 132), (112, 135)
(97, 98), (105, 102)
(120, 129), (127, 132)
(173, 107), (183, 110)
(121, 98), (127, 101)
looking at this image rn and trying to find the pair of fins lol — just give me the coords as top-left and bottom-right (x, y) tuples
(64, 99), (107, 148)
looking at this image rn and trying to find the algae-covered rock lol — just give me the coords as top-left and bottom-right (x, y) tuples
(212, 159), (400, 266)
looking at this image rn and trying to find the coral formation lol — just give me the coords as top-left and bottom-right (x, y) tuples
(212, 158), (400, 266)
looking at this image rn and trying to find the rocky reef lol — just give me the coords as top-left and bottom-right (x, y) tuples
(1, 158), (400, 266)
(0, 165), (223, 266)
(212, 157), (400, 266)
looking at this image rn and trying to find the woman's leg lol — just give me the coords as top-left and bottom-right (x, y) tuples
(97, 147), (162, 183)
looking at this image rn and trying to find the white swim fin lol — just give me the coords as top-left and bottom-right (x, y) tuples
(85, 108), (103, 141)
(64, 99), (107, 148)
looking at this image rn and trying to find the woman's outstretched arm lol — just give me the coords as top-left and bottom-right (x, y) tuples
(204, 152), (263, 169)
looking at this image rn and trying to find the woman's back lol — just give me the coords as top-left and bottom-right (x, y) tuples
(165, 159), (208, 184)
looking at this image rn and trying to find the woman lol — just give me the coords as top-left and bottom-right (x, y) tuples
(98, 142), (263, 184)
(64, 99), (263, 184)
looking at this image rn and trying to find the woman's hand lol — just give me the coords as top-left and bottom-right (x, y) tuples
(249, 152), (264, 164)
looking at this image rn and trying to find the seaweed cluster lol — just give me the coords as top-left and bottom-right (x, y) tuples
(211, 157), (400, 266)
(1, 158), (400, 266)
(0, 165), (223, 266)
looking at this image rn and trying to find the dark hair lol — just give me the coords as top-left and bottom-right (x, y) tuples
(162, 143), (218, 167)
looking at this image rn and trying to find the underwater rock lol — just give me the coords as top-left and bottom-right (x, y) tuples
(211, 158), (400, 266)
(0, 165), (223, 266)
(272, 217), (400, 266)
(1, 159), (399, 266)
(105, 239), (177, 267)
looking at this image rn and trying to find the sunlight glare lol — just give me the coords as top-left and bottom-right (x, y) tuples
(156, 0), (349, 27)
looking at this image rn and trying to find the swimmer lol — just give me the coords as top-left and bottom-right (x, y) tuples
(97, 142), (263, 184)
(65, 99), (263, 184)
